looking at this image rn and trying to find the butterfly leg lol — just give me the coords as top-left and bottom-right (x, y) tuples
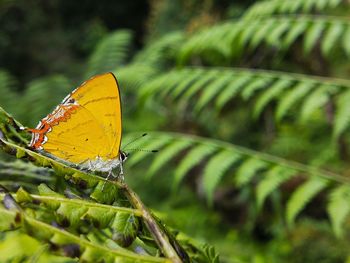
(118, 163), (124, 181)
(102, 169), (114, 191)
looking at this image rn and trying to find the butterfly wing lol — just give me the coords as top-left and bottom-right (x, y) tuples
(29, 73), (122, 164)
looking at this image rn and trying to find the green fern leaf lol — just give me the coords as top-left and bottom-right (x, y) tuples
(22, 75), (71, 126)
(126, 137), (170, 167)
(249, 20), (276, 49)
(235, 158), (269, 187)
(170, 69), (204, 99)
(0, 70), (17, 115)
(147, 140), (192, 179)
(240, 21), (261, 47)
(195, 73), (233, 112)
(133, 31), (184, 66)
(303, 21), (325, 54)
(173, 144), (216, 190)
(139, 73), (170, 99)
(266, 20), (290, 46)
(202, 151), (240, 205)
(182, 70), (219, 100)
(333, 90), (350, 139)
(342, 27), (350, 56)
(321, 22), (344, 56)
(256, 166), (296, 209)
(215, 73), (251, 109)
(241, 78), (272, 100)
(276, 81), (314, 121)
(116, 64), (159, 90)
(283, 20), (308, 49)
(253, 78), (293, 118)
(244, 0), (343, 18)
(327, 185), (350, 237)
(299, 85), (337, 122)
(86, 30), (132, 77)
(286, 177), (328, 227)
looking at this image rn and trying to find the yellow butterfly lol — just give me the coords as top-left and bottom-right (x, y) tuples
(28, 72), (127, 177)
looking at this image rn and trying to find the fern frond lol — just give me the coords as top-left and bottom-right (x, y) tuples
(202, 150), (240, 205)
(253, 78), (292, 118)
(256, 166), (296, 209)
(174, 144), (217, 190)
(133, 32), (184, 66)
(124, 131), (350, 197)
(333, 90), (350, 139)
(0, 206), (163, 263)
(299, 84), (337, 123)
(286, 177), (329, 227)
(0, 70), (17, 115)
(86, 30), (132, 77)
(178, 16), (350, 63)
(140, 67), (350, 136)
(124, 131), (350, 232)
(146, 140), (192, 179)
(21, 75), (71, 127)
(244, 0), (344, 19)
(327, 185), (350, 237)
(235, 158), (269, 186)
(114, 64), (160, 91)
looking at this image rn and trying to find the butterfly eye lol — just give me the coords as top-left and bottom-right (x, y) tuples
(120, 152), (128, 162)
(67, 98), (75, 104)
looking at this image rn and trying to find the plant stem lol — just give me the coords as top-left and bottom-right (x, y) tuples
(120, 183), (183, 263)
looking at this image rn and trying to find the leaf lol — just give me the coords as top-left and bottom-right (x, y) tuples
(235, 158), (269, 186)
(173, 144), (216, 190)
(127, 137), (170, 167)
(299, 85), (335, 122)
(240, 21), (261, 46)
(276, 81), (314, 121)
(112, 212), (139, 247)
(283, 20), (308, 49)
(342, 26), (350, 56)
(147, 139), (192, 179)
(22, 75), (71, 126)
(333, 90), (350, 139)
(182, 70), (219, 100)
(202, 151), (240, 205)
(321, 22), (344, 56)
(170, 69), (203, 99)
(286, 177), (328, 227)
(215, 74), (251, 109)
(327, 185), (350, 237)
(241, 78), (271, 100)
(254, 78), (293, 118)
(195, 73), (233, 112)
(249, 20), (276, 49)
(303, 21), (325, 54)
(256, 166), (296, 209)
(0, 71), (17, 115)
(266, 20), (290, 46)
(86, 30), (132, 77)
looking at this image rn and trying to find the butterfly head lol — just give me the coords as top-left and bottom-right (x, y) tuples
(119, 151), (128, 162)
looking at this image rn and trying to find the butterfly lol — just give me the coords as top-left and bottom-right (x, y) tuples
(28, 72), (127, 179)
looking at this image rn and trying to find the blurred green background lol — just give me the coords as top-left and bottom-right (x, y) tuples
(2, 0), (350, 262)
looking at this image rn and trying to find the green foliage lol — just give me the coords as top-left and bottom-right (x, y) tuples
(244, 0), (343, 18)
(140, 67), (350, 137)
(86, 30), (133, 77)
(124, 132), (350, 231)
(179, 16), (350, 63)
(2, 0), (350, 261)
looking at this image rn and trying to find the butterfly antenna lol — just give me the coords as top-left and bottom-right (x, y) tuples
(126, 149), (158, 153)
(123, 133), (148, 151)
